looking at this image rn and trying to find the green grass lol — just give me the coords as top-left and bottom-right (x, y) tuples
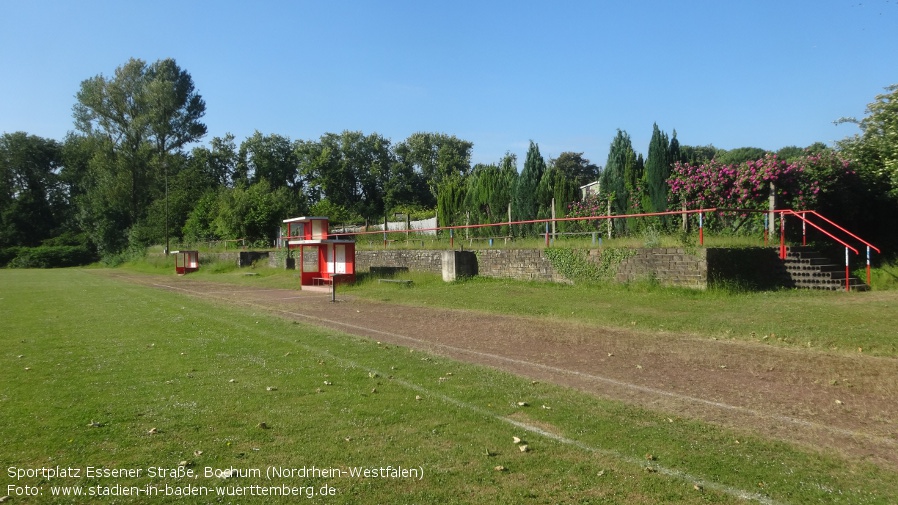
(118, 251), (898, 357)
(342, 272), (898, 358)
(2, 269), (897, 503)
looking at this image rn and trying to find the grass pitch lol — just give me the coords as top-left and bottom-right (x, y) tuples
(2, 269), (897, 503)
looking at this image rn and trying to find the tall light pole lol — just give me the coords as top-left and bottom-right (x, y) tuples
(164, 157), (169, 255)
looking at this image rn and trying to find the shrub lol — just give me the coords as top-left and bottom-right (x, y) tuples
(7, 245), (97, 268)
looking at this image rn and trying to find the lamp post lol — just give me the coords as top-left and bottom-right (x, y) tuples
(164, 158), (169, 255)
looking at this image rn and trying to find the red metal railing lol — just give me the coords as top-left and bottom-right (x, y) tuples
(793, 210), (881, 286)
(781, 210), (858, 291)
(714, 208), (879, 291)
(329, 208), (716, 247)
(326, 207), (878, 291)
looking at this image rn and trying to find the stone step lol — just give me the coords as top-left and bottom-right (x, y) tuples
(779, 247), (870, 291)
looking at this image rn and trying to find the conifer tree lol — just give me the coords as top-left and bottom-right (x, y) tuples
(644, 123), (672, 214)
(601, 130), (638, 216)
(512, 141), (545, 236)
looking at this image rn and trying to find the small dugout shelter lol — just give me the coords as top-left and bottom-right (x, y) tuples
(283, 216), (356, 289)
(172, 250), (199, 275)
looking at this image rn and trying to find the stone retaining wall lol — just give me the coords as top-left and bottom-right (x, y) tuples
(355, 250), (444, 274)
(354, 247), (787, 289)
(614, 248), (707, 288)
(474, 249), (569, 283)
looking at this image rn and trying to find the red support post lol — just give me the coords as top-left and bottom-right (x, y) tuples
(698, 211), (704, 246)
(867, 246), (871, 286)
(450, 228), (454, 249)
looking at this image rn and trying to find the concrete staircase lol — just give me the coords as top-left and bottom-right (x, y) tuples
(782, 246), (870, 291)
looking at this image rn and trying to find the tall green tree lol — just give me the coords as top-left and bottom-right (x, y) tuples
(394, 132), (473, 200)
(0, 133), (65, 247)
(436, 175), (466, 229)
(536, 160), (579, 232)
(304, 131), (394, 223)
(552, 152), (599, 188)
(463, 156), (517, 235)
(837, 84), (898, 197)
(189, 133), (238, 188)
(601, 130), (638, 216)
(235, 131), (300, 191)
(72, 57), (206, 253)
(643, 123), (672, 214)
(512, 141), (546, 236)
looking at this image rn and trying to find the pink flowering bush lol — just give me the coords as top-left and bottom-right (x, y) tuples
(668, 152), (852, 211)
(567, 192), (610, 232)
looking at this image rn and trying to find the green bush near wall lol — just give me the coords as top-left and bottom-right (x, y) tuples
(544, 247), (637, 283)
(3, 245), (97, 268)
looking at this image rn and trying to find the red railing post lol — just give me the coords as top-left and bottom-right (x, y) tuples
(698, 211), (704, 246)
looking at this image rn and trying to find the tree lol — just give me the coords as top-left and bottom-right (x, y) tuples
(463, 156), (517, 235)
(235, 131), (300, 190)
(436, 175), (466, 229)
(678, 144), (717, 165)
(143, 59), (207, 162)
(0, 132), (64, 247)
(512, 141), (546, 236)
(837, 84), (898, 197)
(536, 160), (579, 232)
(551, 152), (599, 188)
(643, 123), (672, 215)
(189, 134), (238, 188)
(394, 132), (473, 199)
(601, 130), (639, 216)
(72, 57), (206, 253)
(715, 147), (767, 165)
(304, 131), (394, 223)
(214, 180), (292, 245)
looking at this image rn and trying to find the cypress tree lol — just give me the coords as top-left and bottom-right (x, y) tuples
(512, 141), (545, 236)
(644, 123), (672, 214)
(601, 130), (638, 216)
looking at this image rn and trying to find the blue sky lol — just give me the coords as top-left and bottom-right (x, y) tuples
(2, 0), (896, 168)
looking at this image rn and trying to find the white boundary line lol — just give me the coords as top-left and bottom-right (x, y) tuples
(290, 339), (784, 504)
(146, 281), (898, 503)
(151, 281), (896, 447)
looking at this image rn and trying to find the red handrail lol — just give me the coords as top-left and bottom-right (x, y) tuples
(323, 206), (878, 290)
(781, 210), (858, 255)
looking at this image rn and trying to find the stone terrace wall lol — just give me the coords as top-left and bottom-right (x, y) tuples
(614, 248), (708, 289)
(315, 247), (789, 290)
(475, 249), (569, 283)
(355, 250), (443, 275)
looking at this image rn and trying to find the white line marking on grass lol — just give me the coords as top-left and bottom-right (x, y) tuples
(150, 281), (897, 446)
(283, 342), (783, 505)
(286, 312), (897, 448)
(414, 383), (783, 505)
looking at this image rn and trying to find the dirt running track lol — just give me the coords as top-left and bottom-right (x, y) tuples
(104, 272), (898, 470)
